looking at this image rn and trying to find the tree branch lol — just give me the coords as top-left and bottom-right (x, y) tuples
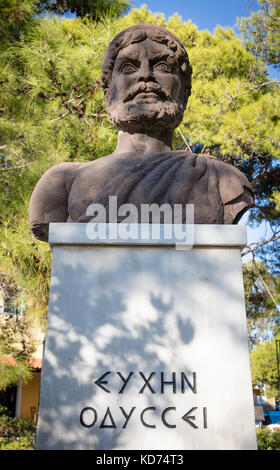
(177, 127), (192, 152)
(49, 81), (101, 122)
(0, 163), (32, 171)
(241, 233), (280, 257)
(49, 110), (71, 123)
(218, 80), (280, 104)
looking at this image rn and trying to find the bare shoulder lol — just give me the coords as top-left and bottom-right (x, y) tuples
(38, 161), (86, 188)
(29, 161), (87, 241)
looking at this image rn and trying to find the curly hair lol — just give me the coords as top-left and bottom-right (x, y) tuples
(101, 24), (192, 108)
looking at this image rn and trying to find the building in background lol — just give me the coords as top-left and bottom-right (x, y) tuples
(0, 283), (44, 422)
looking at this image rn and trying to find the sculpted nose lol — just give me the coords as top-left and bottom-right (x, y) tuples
(137, 61), (154, 82)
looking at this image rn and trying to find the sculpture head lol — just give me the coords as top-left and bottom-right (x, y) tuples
(101, 24), (192, 133)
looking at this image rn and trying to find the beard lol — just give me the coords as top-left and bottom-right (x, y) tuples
(106, 83), (185, 133)
(107, 99), (184, 132)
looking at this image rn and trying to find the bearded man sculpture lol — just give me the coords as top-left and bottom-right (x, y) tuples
(29, 24), (254, 241)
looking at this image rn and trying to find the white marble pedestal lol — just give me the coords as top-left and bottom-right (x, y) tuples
(35, 223), (257, 450)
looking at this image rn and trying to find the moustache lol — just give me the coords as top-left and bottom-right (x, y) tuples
(123, 82), (172, 103)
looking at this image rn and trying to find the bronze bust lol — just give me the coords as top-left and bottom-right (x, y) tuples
(29, 24), (254, 241)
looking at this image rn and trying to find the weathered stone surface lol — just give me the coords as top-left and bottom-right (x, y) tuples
(29, 25), (254, 242)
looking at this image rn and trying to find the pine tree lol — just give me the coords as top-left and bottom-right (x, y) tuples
(0, 5), (130, 390)
(0, 0), (38, 45)
(238, 0), (280, 69)
(37, 0), (131, 19)
(0, 6), (279, 388)
(243, 260), (280, 346)
(237, 0), (280, 276)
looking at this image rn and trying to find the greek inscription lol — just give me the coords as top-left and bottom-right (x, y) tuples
(161, 407), (176, 428)
(182, 407), (198, 429)
(117, 371), (134, 393)
(181, 372), (197, 394)
(80, 371), (209, 431)
(161, 372), (176, 394)
(93, 371), (197, 394)
(140, 407), (156, 428)
(139, 372), (156, 394)
(100, 407), (116, 428)
(119, 406), (136, 429)
(80, 406), (208, 430)
(94, 371), (111, 393)
(203, 406), (208, 429)
(80, 407), (97, 428)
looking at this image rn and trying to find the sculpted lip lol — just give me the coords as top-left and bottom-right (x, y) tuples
(132, 92), (160, 101)
(123, 84), (168, 103)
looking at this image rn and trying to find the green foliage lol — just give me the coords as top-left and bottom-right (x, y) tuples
(37, 0), (131, 19)
(238, 0), (280, 68)
(0, 362), (33, 392)
(0, 5), (279, 392)
(256, 427), (280, 450)
(0, 16), (123, 324)
(0, 279), (36, 390)
(0, 405), (36, 450)
(243, 260), (280, 345)
(0, 0), (38, 45)
(0, 0), (131, 47)
(250, 338), (280, 398)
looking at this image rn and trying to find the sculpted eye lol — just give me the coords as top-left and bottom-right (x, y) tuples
(121, 63), (137, 73)
(154, 62), (170, 72)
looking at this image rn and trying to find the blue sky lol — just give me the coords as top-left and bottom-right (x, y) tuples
(131, 0), (256, 33)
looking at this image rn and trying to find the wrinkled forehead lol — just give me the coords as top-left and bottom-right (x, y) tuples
(114, 38), (178, 65)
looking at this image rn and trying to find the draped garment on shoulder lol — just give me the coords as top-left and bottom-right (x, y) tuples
(81, 151), (254, 225)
